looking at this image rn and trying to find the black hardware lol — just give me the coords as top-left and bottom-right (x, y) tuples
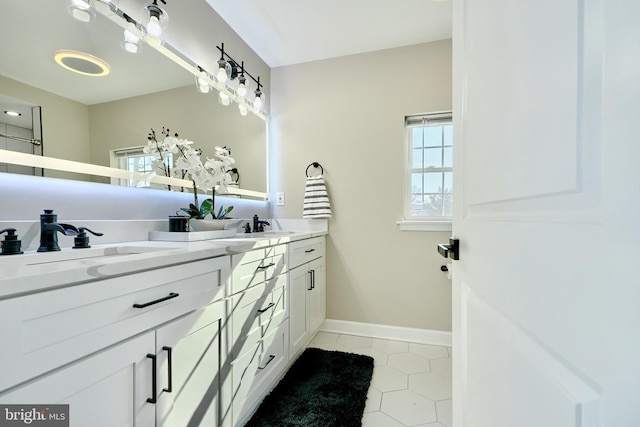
(0, 228), (23, 255)
(258, 355), (276, 370)
(38, 209), (79, 252)
(227, 168), (240, 185)
(244, 222), (252, 233)
(306, 162), (324, 177)
(73, 227), (104, 249)
(257, 302), (275, 314)
(133, 292), (179, 309)
(308, 270), (314, 291)
(257, 262), (275, 271)
(311, 269), (316, 289)
(304, 248), (316, 253)
(162, 346), (173, 393)
(437, 237), (460, 260)
(440, 265), (449, 272)
(146, 354), (157, 404)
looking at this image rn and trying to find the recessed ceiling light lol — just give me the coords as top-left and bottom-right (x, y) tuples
(4, 111), (21, 117)
(53, 49), (110, 77)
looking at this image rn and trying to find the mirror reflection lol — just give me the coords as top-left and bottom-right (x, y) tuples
(0, 0), (267, 196)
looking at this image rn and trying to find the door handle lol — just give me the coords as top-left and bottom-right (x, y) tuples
(437, 237), (459, 260)
(162, 346), (173, 393)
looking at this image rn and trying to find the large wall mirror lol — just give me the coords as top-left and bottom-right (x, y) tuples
(0, 0), (268, 198)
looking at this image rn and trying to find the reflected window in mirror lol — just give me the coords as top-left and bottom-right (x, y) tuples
(111, 146), (173, 188)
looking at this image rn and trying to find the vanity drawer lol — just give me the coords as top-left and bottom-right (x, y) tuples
(229, 274), (287, 359)
(289, 237), (324, 269)
(232, 320), (290, 426)
(0, 256), (229, 392)
(230, 244), (287, 295)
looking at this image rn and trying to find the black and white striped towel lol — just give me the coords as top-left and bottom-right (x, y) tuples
(303, 175), (332, 218)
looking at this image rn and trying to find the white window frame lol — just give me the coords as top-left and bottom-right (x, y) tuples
(109, 146), (173, 188)
(397, 111), (453, 232)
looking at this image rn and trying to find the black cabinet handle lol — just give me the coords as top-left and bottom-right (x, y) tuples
(133, 292), (179, 309)
(311, 269), (315, 289)
(162, 346), (173, 393)
(308, 271), (313, 290)
(146, 354), (157, 404)
(258, 355), (276, 370)
(257, 302), (275, 314)
(257, 262), (275, 270)
(304, 248), (316, 253)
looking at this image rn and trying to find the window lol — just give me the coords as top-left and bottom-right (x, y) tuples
(110, 146), (173, 188)
(400, 112), (453, 231)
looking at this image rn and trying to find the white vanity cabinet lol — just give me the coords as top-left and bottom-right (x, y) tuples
(227, 243), (290, 426)
(289, 236), (326, 358)
(0, 256), (230, 427)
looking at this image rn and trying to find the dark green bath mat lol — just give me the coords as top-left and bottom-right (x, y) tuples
(244, 347), (374, 427)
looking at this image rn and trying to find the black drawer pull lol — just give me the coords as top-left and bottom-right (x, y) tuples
(133, 292), (179, 309)
(162, 346), (173, 393)
(257, 302), (275, 314)
(258, 354), (276, 370)
(257, 262), (275, 270)
(304, 248), (316, 253)
(146, 354), (157, 404)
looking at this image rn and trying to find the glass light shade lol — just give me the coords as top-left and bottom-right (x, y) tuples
(253, 90), (263, 111)
(121, 23), (141, 53)
(67, 0), (96, 22)
(142, 3), (168, 48)
(237, 75), (248, 98)
(216, 61), (228, 83)
(238, 103), (248, 116)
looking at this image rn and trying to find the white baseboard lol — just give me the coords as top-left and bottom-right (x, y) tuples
(320, 319), (452, 347)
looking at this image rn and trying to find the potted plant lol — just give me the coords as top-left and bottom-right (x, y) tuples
(144, 128), (242, 231)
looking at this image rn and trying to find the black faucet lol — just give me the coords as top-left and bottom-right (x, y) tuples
(252, 214), (270, 232)
(38, 209), (80, 252)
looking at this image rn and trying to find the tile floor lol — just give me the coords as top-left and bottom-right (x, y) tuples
(307, 332), (452, 427)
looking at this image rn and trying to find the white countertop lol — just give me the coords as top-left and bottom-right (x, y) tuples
(0, 230), (326, 300)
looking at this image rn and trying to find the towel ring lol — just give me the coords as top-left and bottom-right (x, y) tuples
(227, 168), (240, 184)
(306, 162), (324, 177)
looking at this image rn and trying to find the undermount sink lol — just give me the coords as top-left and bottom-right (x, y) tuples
(5, 245), (176, 267)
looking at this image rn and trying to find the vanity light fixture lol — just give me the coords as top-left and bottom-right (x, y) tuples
(214, 43), (265, 113)
(54, 50), (110, 77)
(196, 67), (211, 94)
(4, 111), (21, 118)
(238, 103), (248, 116)
(142, 0), (168, 48)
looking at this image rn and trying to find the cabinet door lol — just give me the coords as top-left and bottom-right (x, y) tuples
(308, 257), (325, 334)
(155, 300), (225, 427)
(0, 332), (156, 427)
(288, 265), (310, 358)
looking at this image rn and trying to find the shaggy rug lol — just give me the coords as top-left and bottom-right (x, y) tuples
(244, 347), (374, 427)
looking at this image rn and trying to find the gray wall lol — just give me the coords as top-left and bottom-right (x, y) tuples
(270, 40), (453, 331)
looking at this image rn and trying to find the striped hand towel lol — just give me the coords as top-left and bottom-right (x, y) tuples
(303, 175), (332, 218)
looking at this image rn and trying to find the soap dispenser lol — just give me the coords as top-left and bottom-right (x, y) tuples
(0, 228), (24, 255)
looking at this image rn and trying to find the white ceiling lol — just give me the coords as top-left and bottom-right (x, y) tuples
(204, 0), (452, 67)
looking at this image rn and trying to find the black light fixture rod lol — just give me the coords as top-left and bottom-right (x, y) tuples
(215, 44), (262, 88)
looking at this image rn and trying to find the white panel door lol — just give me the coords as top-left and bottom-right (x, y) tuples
(451, 0), (640, 426)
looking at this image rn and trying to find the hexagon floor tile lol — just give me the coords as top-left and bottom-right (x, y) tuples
(308, 332), (453, 427)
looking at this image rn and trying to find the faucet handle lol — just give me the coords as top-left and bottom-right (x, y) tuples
(73, 227), (104, 249)
(0, 228), (23, 255)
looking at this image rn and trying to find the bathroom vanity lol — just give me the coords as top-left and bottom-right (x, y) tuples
(0, 230), (326, 427)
